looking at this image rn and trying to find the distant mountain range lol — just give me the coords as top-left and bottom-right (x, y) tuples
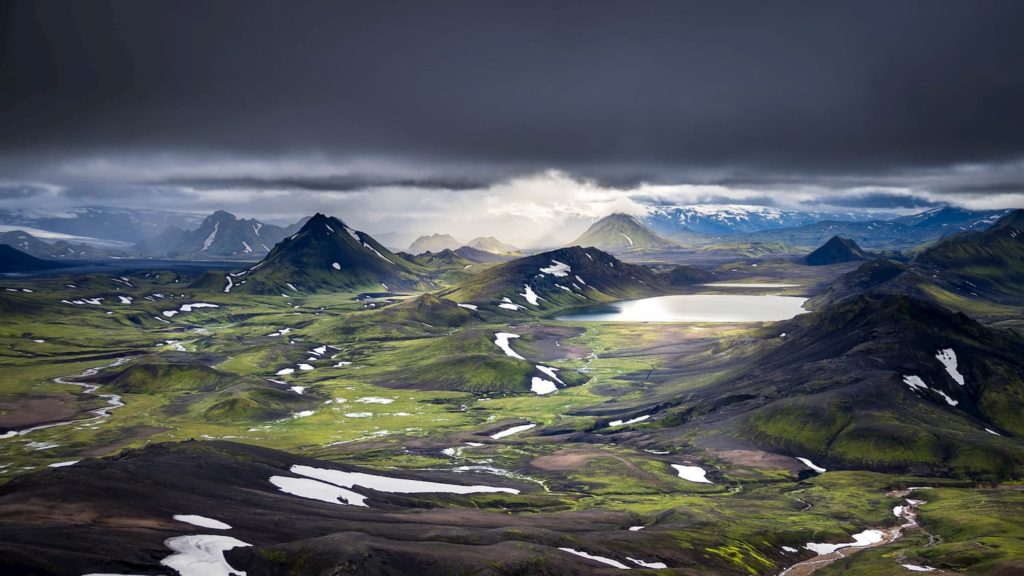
(642, 204), (1008, 239)
(136, 210), (303, 259)
(0, 230), (119, 259)
(0, 207), (205, 244)
(642, 204), (900, 235)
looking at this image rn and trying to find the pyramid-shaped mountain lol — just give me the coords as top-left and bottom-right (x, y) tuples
(571, 213), (678, 252)
(804, 235), (868, 265)
(220, 213), (427, 294)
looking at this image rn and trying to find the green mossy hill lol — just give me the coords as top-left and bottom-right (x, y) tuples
(915, 209), (1024, 301)
(804, 235), (868, 266)
(203, 387), (312, 422)
(570, 212), (678, 252)
(214, 213), (429, 294)
(327, 293), (481, 339)
(440, 246), (667, 312)
(96, 359), (236, 394)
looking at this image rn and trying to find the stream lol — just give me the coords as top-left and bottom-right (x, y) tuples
(778, 488), (931, 576)
(0, 357), (129, 439)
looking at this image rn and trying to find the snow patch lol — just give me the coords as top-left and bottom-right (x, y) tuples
(161, 534), (250, 576)
(530, 377), (558, 395)
(173, 515), (232, 530)
(796, 457), (827, 474)
(519, 284), (540, 306)
(805, 529), (885, 555)
(269, 475), (367, 506)
(558, 548), (631, 570)
(201, 222), (219, 251)
(493, 332), (524, 360)
(935, 348), (965, 385)
(490, 423), (535, 439)
(671, 464), (712, 484)
(539, 260), (571, 277)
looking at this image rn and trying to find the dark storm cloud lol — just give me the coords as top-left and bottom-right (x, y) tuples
(2, 0), (1023, 184)
(805, 193), (943, 210)
(170, 176), (491, 193)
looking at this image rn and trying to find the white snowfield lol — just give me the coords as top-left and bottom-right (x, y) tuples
(355, 396), (393, 404)
(270, 475), (368, 506)
(671, 464), (712, 484)
(620, 233), (634, 247)
(520, 284), (540, 306)
(172, 514), (232, 530)
(559, 548), (631, 570)
(539, 260), (571, 277)
(493, 332), (525, 360)
(490, 423), (536, 439)
(609, 415), (649, 427)
(903, 375), (958, 407)
(536, 365), (563, 384)
(160, 534), (250, 576)
(332, 262), (341, 270)
(530, 377), (558, 395)
(804, 529), (885, 555)
(291, 464), (519, 496)
(795, 457), (827, 474)
(457, 303), (478, 310)
(628, 557), (668, 569)
(935, 348), (965, 385)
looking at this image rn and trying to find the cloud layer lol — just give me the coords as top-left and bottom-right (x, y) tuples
(1, 1), (1023, 243)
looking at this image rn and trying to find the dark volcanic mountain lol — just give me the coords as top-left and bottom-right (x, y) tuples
(637, 293), (1024, 480)
(571, 213), (678, 252)
(217, 213), (428, 294)
(804, 235), (868, 266)
(409, 233), (462, 254)
(0, 244), (72, 273)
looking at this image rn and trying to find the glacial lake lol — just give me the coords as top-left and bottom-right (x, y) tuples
(556, 294), (808, 323)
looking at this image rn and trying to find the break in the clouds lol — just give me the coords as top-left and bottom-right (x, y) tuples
(1, 0), (1023, 241)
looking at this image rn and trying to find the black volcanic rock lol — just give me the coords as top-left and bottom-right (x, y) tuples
(804, 235), (867, 265)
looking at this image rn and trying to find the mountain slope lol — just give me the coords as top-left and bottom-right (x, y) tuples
(0, 207), (204, 243)
(219, 213), (428, 294)
(650, 293), (1024, 480)
(0, 244), (71, 273)
(895, 206), (1011, 232)
(804, 236), (868, 266)
(914, 209), (1024, 302)
(440, 246), (686, 312)
(409, 233), (462, 254)
(0, 230), (113, 259)
(156, 210), (290, 258)
(571, 213), (678, 252)
(467, 236), (520, 254)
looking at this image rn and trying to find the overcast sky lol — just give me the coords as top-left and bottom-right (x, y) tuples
(2, 1), (1023, 245)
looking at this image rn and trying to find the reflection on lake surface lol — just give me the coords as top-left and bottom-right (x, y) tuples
(556, 294), (808, 323)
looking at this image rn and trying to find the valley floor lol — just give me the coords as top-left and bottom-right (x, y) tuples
(1, 259), (1022, 575)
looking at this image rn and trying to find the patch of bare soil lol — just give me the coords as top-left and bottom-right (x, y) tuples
(0, 394), (84, 429)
